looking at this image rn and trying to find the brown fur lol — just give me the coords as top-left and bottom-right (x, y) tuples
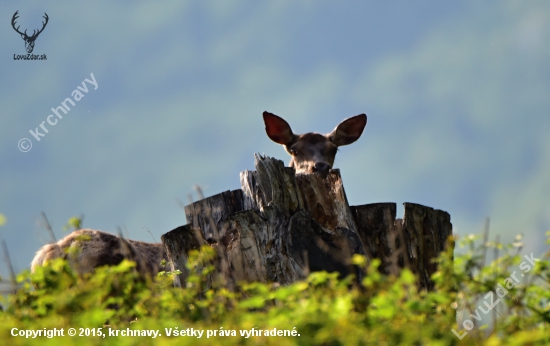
(31, 229), (166, 277)
(263, 112), (367, 178)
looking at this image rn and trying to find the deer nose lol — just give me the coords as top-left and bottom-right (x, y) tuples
(313, 162), (330, 177)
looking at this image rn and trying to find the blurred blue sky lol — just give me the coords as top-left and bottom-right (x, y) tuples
(1, 1), (549, 278)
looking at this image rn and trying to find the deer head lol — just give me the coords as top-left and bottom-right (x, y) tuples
(12, 11), (49, 54)
(263, 111), (367, 178)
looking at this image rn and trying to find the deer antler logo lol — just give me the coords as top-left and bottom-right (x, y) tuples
(12, 11), (49, 54)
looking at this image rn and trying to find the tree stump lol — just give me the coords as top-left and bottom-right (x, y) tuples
(161, 154), (452, 290)
(351, 202), (452, 290)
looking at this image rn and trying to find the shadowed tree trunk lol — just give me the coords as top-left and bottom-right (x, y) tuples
(161, 154), (452, 290)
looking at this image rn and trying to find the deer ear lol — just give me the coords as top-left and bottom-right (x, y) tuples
(263, 111), (295, 145)
(328, 114), (367, 147)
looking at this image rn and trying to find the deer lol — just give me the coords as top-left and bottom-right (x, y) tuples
(12, 11), (49, 54)
(263, 111), (367, 178)
(31, 111), (367, 277)
(31, 229), (166, 278)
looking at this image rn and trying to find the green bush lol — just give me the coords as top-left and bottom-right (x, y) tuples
(1, 233), (548, 345)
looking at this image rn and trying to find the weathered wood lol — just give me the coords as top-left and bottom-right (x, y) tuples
(351, 202), (453, 290)
(295, 169), (357, 234)
(402, 202), (453, 290)
(184, 189), (243, 241)
(240, 155), (303, 214)
(350, 203), (399, 273)
(236, 154), (315, 284)
(161, 224), (205, 287)
(161, 154), (452, 290)
(223, 209), (281, 283)
(236, 154), (367, 283)
(289, 210), (367, 280)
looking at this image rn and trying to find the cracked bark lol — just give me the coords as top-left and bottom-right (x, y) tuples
(162, 154), (452, 290)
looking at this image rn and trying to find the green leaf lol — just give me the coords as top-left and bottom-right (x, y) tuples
(239, 296), (265, 309)
(64, 216), (82, 231)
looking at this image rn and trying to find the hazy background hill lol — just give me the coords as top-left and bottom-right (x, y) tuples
(1, 1), (549, 277)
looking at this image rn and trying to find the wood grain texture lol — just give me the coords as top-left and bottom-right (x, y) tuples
(162, 154), (452, 290)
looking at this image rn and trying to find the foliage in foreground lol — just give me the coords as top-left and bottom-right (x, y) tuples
(0, 233), (549, 346)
